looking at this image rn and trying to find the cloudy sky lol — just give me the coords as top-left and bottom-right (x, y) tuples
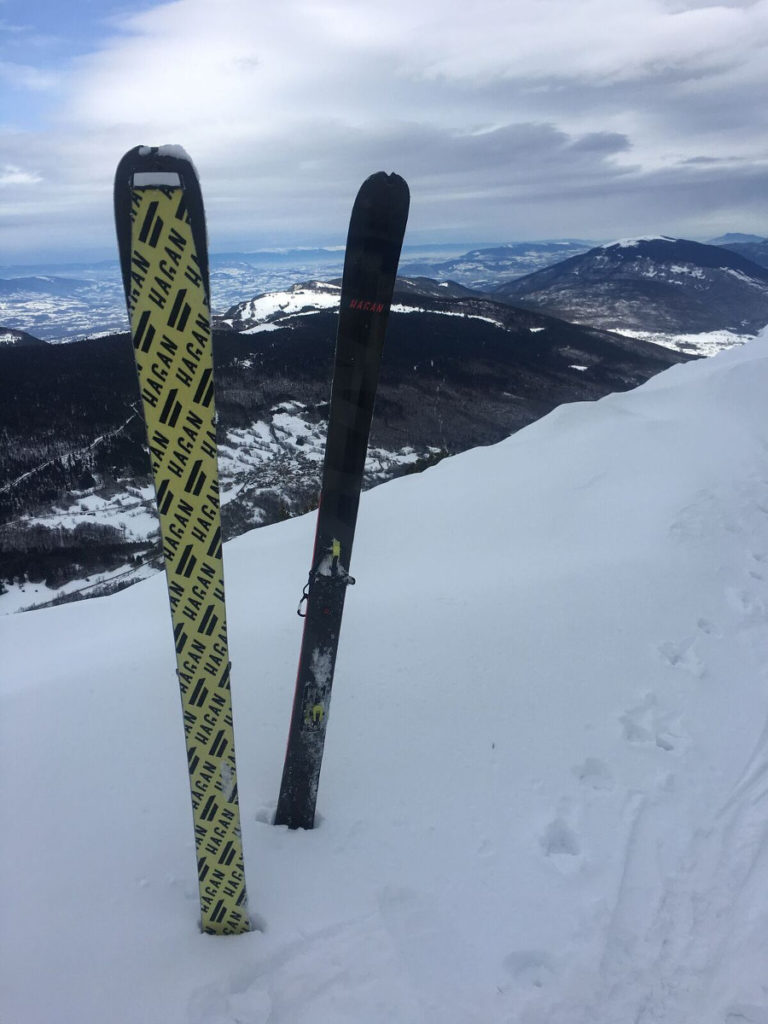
(1, 0), (767, 262)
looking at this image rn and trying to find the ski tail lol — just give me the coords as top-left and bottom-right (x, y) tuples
(114, 145), (250, 935)
(275, 172), (410, 830)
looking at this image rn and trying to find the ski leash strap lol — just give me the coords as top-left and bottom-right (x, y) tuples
(114, 146), (250, 935)
(297, 540), (356, 617)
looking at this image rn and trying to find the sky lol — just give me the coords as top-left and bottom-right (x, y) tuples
(1, 0), (767, 262)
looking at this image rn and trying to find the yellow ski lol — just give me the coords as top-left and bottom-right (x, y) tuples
(114, 146), (249, 935)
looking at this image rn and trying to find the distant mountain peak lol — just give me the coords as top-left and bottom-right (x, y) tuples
(601, 235), (678, 249)
(219, 281), (341, 331)
(709, 233), (766, 245)
(0, 326), (47, 347)
(493, 236), (768, 334)
(712, 236), (768, 273)
(218, 276), (486, 332)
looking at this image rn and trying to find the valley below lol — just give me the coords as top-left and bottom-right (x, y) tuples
(3, 234), (764, 613)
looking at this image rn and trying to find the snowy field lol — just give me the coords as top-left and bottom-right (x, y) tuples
(608, 326), (751, 357)
(4, 333), (768, 1022)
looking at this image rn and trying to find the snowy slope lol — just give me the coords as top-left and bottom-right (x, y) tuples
(219, 281), (342, 331)
(4, 335), (768, 1022)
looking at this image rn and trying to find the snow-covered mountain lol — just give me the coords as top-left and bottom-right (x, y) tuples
(494, 236), (768, 343)
(0, 326), (47, 347)
(219, 279), (484, 332)
(219, 278), (493, 333)
(220, 281), (343, 331)
(4, 333), (768, 1023)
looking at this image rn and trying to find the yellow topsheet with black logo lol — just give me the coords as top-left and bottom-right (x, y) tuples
(127, 186), (249, 935)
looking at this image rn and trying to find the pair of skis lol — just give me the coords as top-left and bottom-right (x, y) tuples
(114, 146), (409, 933)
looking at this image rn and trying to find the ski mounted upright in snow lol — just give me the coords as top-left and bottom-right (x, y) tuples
(114, 145), (250, 935)
(275, 171), (410, 830)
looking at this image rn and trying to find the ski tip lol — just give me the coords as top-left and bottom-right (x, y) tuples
(113, 143), (208, 307)
(364, 170), (409, 193)
(356, 172), (410, 220)
(137, 143), (194, 163)
(117, 143), (195, 166)
(114, 144), (199, 192)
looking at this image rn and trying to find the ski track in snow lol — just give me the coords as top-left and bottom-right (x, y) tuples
(583, 739), (768, 1024)
(567, 472), (768, 1024)
(495, 429), (768, 1024)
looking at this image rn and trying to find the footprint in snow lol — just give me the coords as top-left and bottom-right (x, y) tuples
(620, 693), (684, 752)
(657, 636), (704, 678)
(696, 616), (721, 636)
(726, 585), (766, 622)
(503, 950), (557, 989)
(540, 816), (580, 859)
(573, 757), (614, 791)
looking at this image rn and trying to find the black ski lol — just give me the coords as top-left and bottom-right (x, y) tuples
(274, 172), (410, 830)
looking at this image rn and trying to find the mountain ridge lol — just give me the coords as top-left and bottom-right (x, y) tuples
(493, 237), (768, 333)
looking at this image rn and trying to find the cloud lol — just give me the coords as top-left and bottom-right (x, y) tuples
(2, 0), (768, 259)
(409, 0), (763, 84)
(0, 60), (58, 92)
(0, 163), (42, 185)
(63, 0), (768, 140)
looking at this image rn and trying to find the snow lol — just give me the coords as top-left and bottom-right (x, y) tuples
(5, 334), (768, 1022)
(0, 559), (158, 615)
(725, 267), (764, 287)
(612, 327), (750, 357)
(138, 144), (192, 162)
(241, 322), (282, 334)
(222, 283), (341, 328)
(20, 487), (159, 541)
(668, 264), (705, 278)
(391, 303), (505, 327)
(602, 235), (676, 248)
